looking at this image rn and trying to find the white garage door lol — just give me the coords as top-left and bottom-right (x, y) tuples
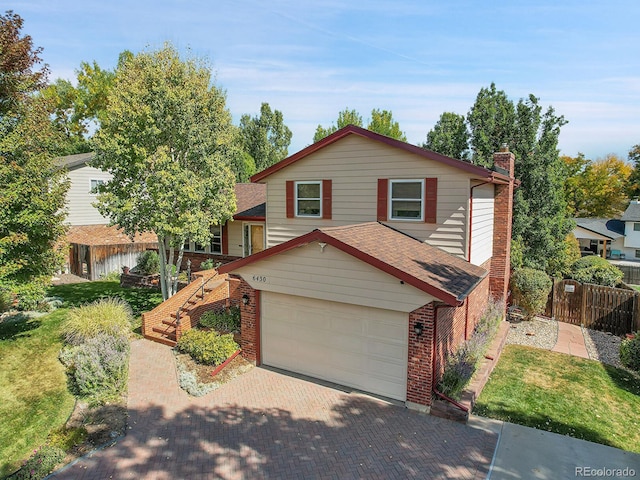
(261, 291), (408, 401)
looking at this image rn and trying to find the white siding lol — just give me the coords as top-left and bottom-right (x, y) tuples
(235, 241), (434, 312)
(469, 183), (494, 266)
(624, 222), (640, 248)
(262, 135), (475, 258)
(66, 166), (112, 225)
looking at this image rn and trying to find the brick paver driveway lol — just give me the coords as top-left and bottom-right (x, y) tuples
(52, 340), (497, 479)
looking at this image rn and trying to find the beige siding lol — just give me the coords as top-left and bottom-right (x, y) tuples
(469, 183), (494, 266)
(66, 166), (112, 225)
(263, 135), (474, 257)
(235, 241), (434, 312)
(225, 220), (245, 257)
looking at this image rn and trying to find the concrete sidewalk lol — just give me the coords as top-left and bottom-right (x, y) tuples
(469, 416), (640, 480)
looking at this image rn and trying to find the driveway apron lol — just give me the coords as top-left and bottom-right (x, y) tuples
(51, 339), (496, 480)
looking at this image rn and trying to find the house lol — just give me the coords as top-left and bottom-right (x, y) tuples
(207, 125), (516, 410)
(574, 200), (640, 260)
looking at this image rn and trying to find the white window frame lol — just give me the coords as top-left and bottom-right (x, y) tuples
(210, 225), (222, 254)
(89, 179), (105, 194)
(634, 223), (640, 232)
(388, 179), (424, 221)
(243, 222), (265, 257)
(295, 181), (322, 218)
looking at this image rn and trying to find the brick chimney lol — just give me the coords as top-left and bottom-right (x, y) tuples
(490, 145), (515, 301)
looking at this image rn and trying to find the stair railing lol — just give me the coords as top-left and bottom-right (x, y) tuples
(175, 272), (219, 328)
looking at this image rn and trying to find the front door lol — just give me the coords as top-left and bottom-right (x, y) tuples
(243, 223), (265, 257)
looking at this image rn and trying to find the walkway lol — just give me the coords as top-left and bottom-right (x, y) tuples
(52, 339), (497, 480)
(551, 321), (590, 358)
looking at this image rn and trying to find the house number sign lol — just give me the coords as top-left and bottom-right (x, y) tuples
(564, 284), (575, 293)
(252, 275), (267, 283)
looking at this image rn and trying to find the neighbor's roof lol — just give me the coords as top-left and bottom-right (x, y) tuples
(234, 183), (266, 220)
(574, 218), (625, 239)
(621, 202), (640, 222)
(66, 225), (158, 246)
(219, 222), (487, 306)
(55, 152), (94, 171)
(251, 124), (513, 185)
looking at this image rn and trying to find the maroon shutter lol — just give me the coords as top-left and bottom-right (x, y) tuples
(322, 179), (332, 219)
(377, 179), (388, 221)
(286, 181), (294, 218)
(221, 223), (228, 254)
(424, 178), (438, 223)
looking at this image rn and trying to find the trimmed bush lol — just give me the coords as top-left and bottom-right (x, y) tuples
(620, 333), (640, 372)
(61, 298), (133, 345)
(177, 329), (238, 366)
(0, 287), (13, 313)
(198, 306), (241, 333)
(510, 268), (552, 320)
(136, 250), (160, 275)
(13, 445), (65, 479)
(12, 280), (49, 312)
(569, 255), (623, 287)
(64, 333), (130, 402)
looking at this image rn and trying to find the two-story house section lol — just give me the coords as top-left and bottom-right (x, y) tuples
(219, 125), (516, 410)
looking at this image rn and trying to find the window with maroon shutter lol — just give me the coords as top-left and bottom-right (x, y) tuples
(389, 179), (424, 221)
(322, 179), (332, 219)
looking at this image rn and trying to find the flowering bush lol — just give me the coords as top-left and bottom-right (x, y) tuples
(14, 445), (65, 479)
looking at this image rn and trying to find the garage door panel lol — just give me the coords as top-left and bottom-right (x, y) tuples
(262, 292), (408, 401)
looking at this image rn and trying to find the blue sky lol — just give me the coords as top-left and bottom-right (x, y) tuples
(13, 0), (640, 160)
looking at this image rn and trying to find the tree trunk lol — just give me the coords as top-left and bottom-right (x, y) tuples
(157, 234), (169, 300)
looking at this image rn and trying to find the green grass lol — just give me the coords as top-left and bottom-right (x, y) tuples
(0, 281), (163, 476)
(630, 284), (640, 292)
(475, 345), (640, 453)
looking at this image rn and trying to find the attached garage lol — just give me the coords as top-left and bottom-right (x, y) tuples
(219, 222), (488, 407)
(262, 291), (408, 401)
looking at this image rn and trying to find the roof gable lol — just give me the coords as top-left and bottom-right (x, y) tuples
(251, 125), (511, 184)
(621, 202), (640, 222)
(219, 222), (487, 306)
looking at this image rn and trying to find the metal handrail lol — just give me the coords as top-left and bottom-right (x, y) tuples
(175, 272), (219, 327)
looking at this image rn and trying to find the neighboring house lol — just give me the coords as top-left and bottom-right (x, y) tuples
(198, 125), (517, 410)
(574, 200), (640, 260)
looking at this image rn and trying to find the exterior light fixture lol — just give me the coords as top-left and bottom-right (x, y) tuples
(414, 322), (424, 337)
(242, 294), (250, 306)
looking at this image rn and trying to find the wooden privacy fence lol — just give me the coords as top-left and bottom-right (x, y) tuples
(615, 264), (640, 285)
(545, 279), (639, 335)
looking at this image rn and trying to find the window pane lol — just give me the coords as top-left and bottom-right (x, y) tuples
(391, 181), (421, 199)
(392, 200), (421, 219)
(297, 200), (321, 215)
(634, 223), (640, 231)
(297, 183), (320, 199)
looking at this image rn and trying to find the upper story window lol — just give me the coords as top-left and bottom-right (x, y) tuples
(634, 223), (640, 232)
(90, 179), (105, 194)
(389, 180), (424, 221)
(295, 181), (322, 217)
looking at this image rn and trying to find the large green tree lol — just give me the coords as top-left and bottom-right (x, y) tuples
(426, 83), (571, 273)
(313, 108), (406, 142)
(626, 143), (640, 200)
(564, 153), (632, 217)
(422, 111), (469, 160)
(0, 10), (69, 294)
(92, 44), (237, 299)
(239, 102), (292, 172)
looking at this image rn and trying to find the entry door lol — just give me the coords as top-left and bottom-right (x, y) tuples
(243, 223), (265, 257)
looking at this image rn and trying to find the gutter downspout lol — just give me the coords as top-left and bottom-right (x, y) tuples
(432, 302), (468, 411)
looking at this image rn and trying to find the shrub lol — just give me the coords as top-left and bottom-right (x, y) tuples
(136, 250), (160, 275)
(176, 329), (238, 366)
(198, 306), (241, 333)
(12, 280), (48, 311)
(47, 425), (88, 451)
(176, 364), (218, 397)
(0, 287), (13, 312)
(438, 349), (476, 399)
(547, 233), (581, 278)
(620, 333), (640, 372)
(199, 258), (216, 271)
(569, 255), (624, 287)
(99, 270), (122, 282)
(13, 445), (65, 479)
(62, 298), (133, 345)
(65, 334), (130, 402)
(510, 268), (552, 320)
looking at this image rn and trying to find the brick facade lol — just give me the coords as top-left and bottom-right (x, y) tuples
(407, 303), (435, 406)
(238, 278), (260, 364)
(490, 150), (515, 302)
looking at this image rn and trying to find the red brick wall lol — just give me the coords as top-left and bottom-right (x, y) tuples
(238, 278), (260, 364)
(465, 258), (491, 335)
(490, 150), (515, 303)
(407, 303), (435, 406)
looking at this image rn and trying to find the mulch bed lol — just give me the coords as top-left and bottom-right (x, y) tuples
(175, 351), (254, 387)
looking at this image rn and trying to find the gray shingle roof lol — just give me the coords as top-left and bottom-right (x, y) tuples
(621, 202), (640, 222)
(574, 218), (625, 239)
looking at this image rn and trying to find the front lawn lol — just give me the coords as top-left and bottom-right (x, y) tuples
(0, 281), (163, 477)
(474, 345), (640, 453)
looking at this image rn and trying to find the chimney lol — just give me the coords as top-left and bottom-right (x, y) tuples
(489, 148), (515, 302)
